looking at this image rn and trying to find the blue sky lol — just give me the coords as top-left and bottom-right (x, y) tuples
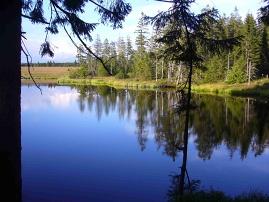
(21, 0), (264, 63)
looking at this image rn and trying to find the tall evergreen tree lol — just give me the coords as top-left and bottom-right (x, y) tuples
(117, 37), (127, 76)
(259, 25), (269, 77)
(94, 35), (102, 58)
(102, 38), (111, 59)
(126, 36), (134, 73)
(260, 0), (269, 25)
(243, 14), (260, 83)
(109, 41), (118, 75)
(135, 12), (149, 52)
(133, 13), (152, 79)
(148, 0), (240, 194)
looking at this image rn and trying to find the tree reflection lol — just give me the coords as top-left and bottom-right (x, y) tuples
(73, 86), (269, 199)
(74, 86), (269, 160)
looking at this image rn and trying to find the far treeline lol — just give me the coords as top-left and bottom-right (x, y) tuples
(21, 61), (79, 67)
(72, 8), (269, 84)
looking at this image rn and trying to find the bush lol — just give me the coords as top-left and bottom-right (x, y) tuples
(225, 57), (246, 84)
(97, 65), (110, 76)
(115, 71), (127, 79)
(69, 67), (88, 79)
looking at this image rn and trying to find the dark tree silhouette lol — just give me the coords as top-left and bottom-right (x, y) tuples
(260, 0), (269, 25)
(0, 1), (131, 201)
(0, 1), (21, 201)
(147, 0), (240, 195)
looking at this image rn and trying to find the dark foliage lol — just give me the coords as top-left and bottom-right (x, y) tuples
(260, 0), (269, 25)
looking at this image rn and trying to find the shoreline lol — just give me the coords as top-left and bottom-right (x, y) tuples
(22, 77), (269, 98)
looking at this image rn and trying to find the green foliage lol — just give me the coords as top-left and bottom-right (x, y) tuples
(63, 1), (269, 86)
(69, 66), (89, 79)
(115, 71), (127, 79)
(226, 57), (246, 83)
(203, 55), (226, 83)
(97, 65), (110, 77)
(132, 51), (152, 80)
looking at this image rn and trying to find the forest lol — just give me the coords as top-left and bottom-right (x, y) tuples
(72, 8), (269, 85)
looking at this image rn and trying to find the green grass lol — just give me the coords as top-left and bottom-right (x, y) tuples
(57, 77), (176, 90)
(21, 67), (269, 97)
(192, 78), (269, 97)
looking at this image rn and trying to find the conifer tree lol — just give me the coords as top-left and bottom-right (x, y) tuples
(102, 38), (111, 59)
(135, 12), (149, 52)
(117, 37), (127, 76)
(109, 41), (118, 75)
(126, 36), (134, 73)
(133, 13), (152, 79)
(259, 26), (269, 77)
(243, 14), (260, 83)
(148, 0), (240, 194)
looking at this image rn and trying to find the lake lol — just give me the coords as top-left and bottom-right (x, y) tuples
(21, 85), (269, 202)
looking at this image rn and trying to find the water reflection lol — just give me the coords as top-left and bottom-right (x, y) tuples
(22, 85), (269, 201)
(74, 85), (269, 199)
(72, 85), (269, 160)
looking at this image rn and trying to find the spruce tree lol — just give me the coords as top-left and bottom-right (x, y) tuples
(126, 36), (134, 73)
(135, 12), (149, 52)
(243, 14), (260, 83)
(117, 37), (127, 76)
(259, 25), (269, 77)
(133, 13), (152, 80)
(148, 0), (240, 194)
(102, 38), (111, 60)
(109, 41), (118, 75)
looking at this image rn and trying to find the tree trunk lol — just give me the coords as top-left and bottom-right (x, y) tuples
(227, 51), (230, 70)
(168, 62), (171, 81)
(248, 61), (252, 85)
(155, 55), (158, 82)
(179, 59), (193, 194)
(0, 1), (21, 201)
(161, 59), (164, 79)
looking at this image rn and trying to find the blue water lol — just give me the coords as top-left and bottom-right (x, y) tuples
(21, 85), (269, 202)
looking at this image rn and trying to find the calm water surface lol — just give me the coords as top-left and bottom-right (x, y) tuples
(22, 85), (269, 202)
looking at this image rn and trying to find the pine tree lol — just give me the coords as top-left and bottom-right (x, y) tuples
(135, 12), (149, 52)
(94, 35), (102, 58)
(148, 0), (240, 194)
(243, 14), (260, 83)
(259, 25), (269, 77)
(109, 41), (117, 75)
(260, 0), (269, 25)
(117, 37), (127, 76)
(126, 36), (134, 73)
(133, 13), (152, 79)
(102, 38), (110, 59)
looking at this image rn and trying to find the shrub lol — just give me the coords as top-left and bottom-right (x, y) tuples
(69, 67), (88, 79)
(115, 71), (127, 79)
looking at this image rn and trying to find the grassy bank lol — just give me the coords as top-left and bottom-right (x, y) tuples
(58, 77), (176, 89)
(21, 67), (269, 97)
(58, 77), (269, 97)
(192, 79), (269, 97)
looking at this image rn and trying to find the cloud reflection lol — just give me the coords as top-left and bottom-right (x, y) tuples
(22, 86), (79, 111)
